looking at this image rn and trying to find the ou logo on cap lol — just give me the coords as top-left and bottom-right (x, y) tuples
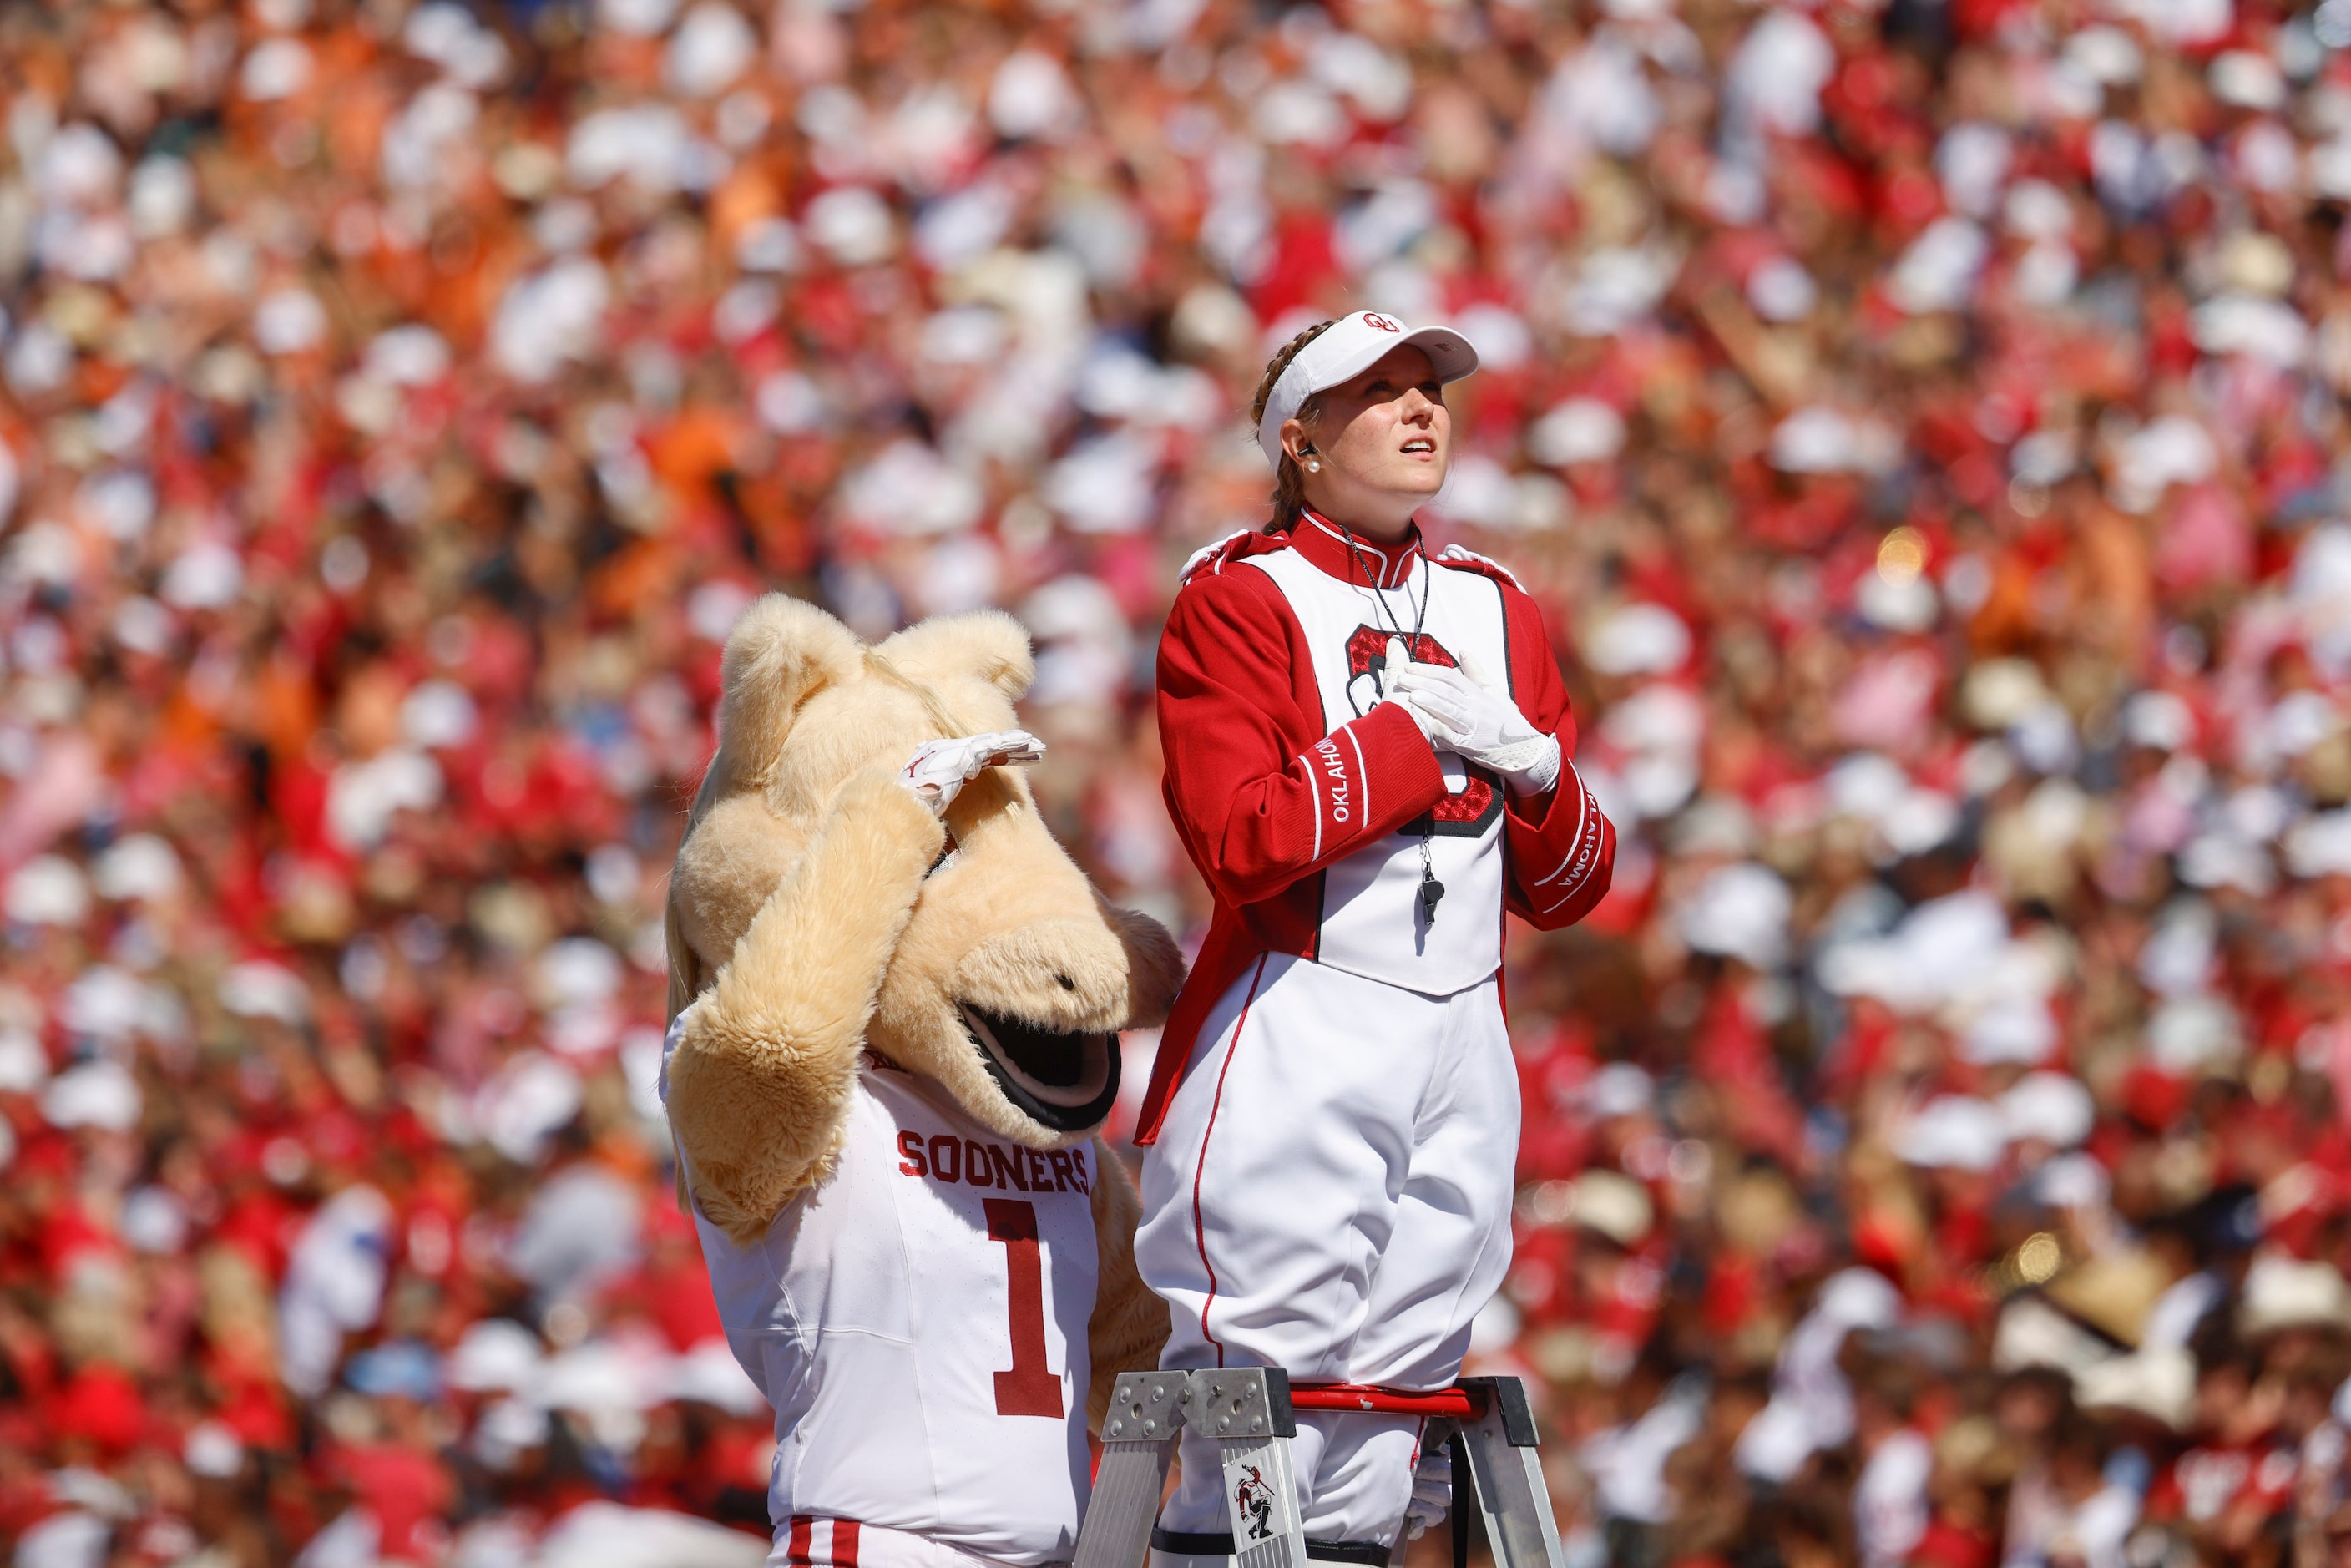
(1362, 313), (1401, 332)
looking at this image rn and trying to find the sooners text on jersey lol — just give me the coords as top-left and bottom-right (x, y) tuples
(672, 1055), (1099, 1566)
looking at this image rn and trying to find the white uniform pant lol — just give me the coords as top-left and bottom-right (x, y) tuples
(1135, 953), (1518, 1547)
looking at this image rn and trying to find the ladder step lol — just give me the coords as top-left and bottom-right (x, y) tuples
(1289, 1383), (1477, 1419)
(1452, 1379), (1565, 1568)
(1071, 1372), (1560, 1568)
(1195, 1369), (1310, 1568)
(1079, 1373), (1187, 1568)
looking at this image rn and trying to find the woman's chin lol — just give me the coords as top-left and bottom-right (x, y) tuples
(1317, 466), (1446, 523)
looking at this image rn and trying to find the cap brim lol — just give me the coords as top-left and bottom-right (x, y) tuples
(1396, 325), (1480, 382)
(1315, 324), (1481, 392)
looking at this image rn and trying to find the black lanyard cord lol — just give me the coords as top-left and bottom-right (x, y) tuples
(1337, 525), (1428, 655)
(1335, 522), (1445, 928)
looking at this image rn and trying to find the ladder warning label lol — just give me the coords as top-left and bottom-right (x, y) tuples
(1229, 1461), (1289, 1543)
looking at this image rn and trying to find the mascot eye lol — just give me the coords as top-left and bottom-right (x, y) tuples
(1055, 974), (1075, 991)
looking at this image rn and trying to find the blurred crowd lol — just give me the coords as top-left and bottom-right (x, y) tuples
(13, 0), (2351, 1563)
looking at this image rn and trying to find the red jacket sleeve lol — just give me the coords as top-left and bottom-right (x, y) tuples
(1494, 582), (1616, 930)
(1158, 564), (1449, 909)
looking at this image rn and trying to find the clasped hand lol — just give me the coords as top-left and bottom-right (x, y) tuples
(1377, 637), (1560, 797)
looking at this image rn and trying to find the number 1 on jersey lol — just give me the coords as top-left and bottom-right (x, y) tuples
(984, 1198), (1064, 1418)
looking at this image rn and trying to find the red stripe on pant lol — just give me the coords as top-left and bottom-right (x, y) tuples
(786, 1517), (861, 1567)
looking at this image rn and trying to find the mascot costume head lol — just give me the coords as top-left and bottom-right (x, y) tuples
(661, 594), (1180, 1434)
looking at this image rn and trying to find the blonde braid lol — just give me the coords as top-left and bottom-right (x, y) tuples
(1249, 319), (1337, 534)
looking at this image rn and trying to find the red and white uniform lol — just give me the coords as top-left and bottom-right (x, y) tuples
(1134, 517), (1615, 1547)
(665, 1036), (1100, 1568)
(1135, 515), (1615, 1142)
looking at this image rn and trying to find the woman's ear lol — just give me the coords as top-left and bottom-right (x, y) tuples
(1280, 415), (1313, 465)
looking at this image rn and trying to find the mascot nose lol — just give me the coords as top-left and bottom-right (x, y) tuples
(958, 920), (1136, 1030)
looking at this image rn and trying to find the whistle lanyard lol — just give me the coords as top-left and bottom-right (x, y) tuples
(1336, 524), (1444, 928)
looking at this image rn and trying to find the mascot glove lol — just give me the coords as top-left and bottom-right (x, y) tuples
(1403, 1444), (1453, 1540)
(898, 730), (1046, 816)
(1390, 648), (1560, 796)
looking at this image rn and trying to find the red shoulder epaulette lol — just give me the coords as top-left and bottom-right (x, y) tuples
(1429, 543), (1524, 591)
(1178, 527), (1290, 585)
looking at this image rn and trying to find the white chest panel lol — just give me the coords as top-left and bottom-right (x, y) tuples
(1242, 550), (1511, 996)
(685, 1065), (1100, 1565)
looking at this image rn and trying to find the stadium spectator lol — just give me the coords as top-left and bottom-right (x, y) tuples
(13, 0), (2351, 1562)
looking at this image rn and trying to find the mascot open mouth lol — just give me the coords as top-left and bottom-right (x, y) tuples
(959, 1005), (1120, 1133)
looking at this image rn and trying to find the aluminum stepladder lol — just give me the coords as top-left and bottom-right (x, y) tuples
(1076, 1370), (1567, 1568)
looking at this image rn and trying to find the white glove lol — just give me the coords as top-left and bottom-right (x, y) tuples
(898, 730), (1046, 817)
(1403, 1442), (1453, 1540)
(1373, 636), (1443, 741)
(1391, 649), (1560, 796)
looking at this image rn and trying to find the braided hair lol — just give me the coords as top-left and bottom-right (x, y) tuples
(1249, 319), (1337, 534)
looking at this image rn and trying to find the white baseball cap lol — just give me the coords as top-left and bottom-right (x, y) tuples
(1256, 310), (1480, 469)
